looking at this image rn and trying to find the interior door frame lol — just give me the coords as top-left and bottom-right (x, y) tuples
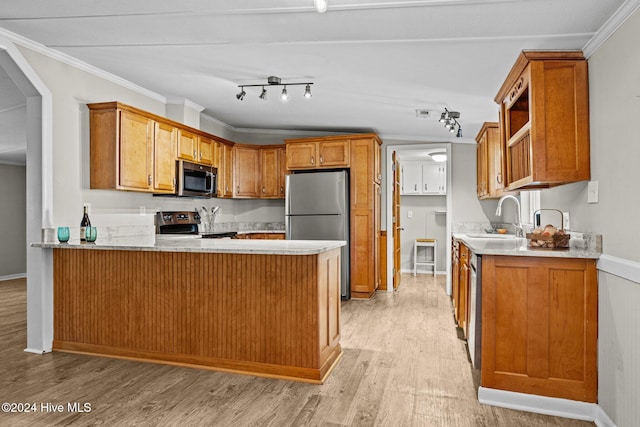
(384, 143), (452, 295)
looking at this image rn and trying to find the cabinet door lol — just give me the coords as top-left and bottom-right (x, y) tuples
(374, 183), (381, 291)
(481, 256), (597, 402)
(401, 163), (421, 194)
(153, 121), (177, 193)
(286, 142), (316, 169)
(218, 143), (234, 198)
(177, 129), (198, 161)
(260, 147), (280, 198)
(451, 243), (460, 323)
(278, 146), (287, 199)
(318, 140), (350, 167)
(373, 141), (381, 184)
(477, 132), (489, 197)
(119, 111), (153, 191)
(233, 146), (261, 198)
(198, 136), (213, 165)
(422, 163), (441, 194)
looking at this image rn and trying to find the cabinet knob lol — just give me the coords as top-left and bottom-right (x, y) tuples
(497, 172), (503, 184)
(424, 184), (428, 191)
(414, 184), (417, 191)
(280, 186), (284, 194)
(172, 177), (176, 187)
(193, 150), (197, 158)
(262, 187), (266, 194)
(148, 175), (152, 185)
(319, 155), (323, 164)
(311, 156), (315, 165)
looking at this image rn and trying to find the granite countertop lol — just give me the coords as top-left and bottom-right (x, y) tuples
(34, 237), (345, 255)
(453, 232), (602, 259)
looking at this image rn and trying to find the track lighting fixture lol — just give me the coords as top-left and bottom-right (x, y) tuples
(235, 76), (313, 101)
(440, 108), (463, 138)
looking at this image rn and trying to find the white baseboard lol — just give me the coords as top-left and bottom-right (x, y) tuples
(24, 347), (52, 355)
(400, 268), (444, 275)
(478, 387), (616, 426)
(0, 273), (26, 282)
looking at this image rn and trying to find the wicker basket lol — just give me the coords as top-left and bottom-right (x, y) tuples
(526, 232), (570, 249)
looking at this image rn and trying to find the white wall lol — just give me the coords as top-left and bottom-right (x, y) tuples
(0, 164), (26, 278)
(399, 195), (447, 272)
(537, 9), (640, 426)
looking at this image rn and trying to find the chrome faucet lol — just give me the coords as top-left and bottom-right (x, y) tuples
(496, 195), (523, 237)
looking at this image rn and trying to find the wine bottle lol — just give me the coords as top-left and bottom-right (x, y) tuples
(80, 206), (91, 242)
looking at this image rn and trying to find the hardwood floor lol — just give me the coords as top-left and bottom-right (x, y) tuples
(0, 276), (593, 426)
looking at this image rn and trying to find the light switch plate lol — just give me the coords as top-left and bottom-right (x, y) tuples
(408, 210), (413, 218)
(587, 181), (598, 203)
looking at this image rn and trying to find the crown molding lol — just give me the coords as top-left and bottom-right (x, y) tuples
(200, 113), (236, 132)
(166, 97), (205, 112)
(582, 0), (640, 58)
(0, 26), (167, 103)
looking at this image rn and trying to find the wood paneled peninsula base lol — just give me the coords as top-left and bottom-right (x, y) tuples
(46, 239), (344, 383)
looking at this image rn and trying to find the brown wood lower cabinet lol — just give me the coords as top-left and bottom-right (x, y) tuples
(481, 255), (597, 402)
(234, 232), (285, 240)
(53, 248), (342, 383)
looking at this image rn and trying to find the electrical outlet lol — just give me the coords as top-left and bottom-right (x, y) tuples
(140, 206), (146, 216)
(408, 210), (413, 218)
(587, 180), (598, 203)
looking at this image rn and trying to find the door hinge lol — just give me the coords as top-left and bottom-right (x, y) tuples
(392, 216), (396, 224)
(392, 163), (396, 171)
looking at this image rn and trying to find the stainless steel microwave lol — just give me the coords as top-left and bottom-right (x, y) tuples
(176, 160), (217, 198)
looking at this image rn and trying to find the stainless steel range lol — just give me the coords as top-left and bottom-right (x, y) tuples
(155, 211), (237, 238)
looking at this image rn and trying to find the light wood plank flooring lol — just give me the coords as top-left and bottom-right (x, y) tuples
(0, 276), (593, 426)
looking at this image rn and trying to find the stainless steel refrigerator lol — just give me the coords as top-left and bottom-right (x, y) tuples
(285, 170), (350, 299)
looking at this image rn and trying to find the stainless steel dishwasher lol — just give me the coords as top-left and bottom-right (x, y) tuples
(468, 251), (482, 369)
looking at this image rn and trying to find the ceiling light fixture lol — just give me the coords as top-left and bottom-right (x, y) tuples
(314, 0), (328, 13)
(235, 76), (313, 101)
(440, 108), (462, 138)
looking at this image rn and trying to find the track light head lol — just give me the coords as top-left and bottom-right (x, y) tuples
(304, 84), (312, 98)
(439, 112), (447, 123)
(259, 87), (267, 100)
(456, 127), (463, 138)
(281, 86), (288, 101)
(236, 88), (246, 101)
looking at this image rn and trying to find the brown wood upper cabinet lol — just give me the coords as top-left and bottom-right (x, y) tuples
(88, 102), (176, 194)
(260, 146), (287, 199)
(177, 129), (213, 165)
(217, 141), (234, 198)
(475, 122), (515, 199)
(232, 144), (286, 199)
(233, 145), (261, 198)
(495, 51), (590, 190)
(285, 137), (350, 170)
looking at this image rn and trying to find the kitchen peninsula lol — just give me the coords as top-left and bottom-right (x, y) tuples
(35, 238), (344, 383)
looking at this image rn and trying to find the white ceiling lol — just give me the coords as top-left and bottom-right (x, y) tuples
(0, 0), (632, 164)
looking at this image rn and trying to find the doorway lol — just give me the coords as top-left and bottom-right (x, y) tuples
(385, 144), (452, 295)
(0, 40), (53, 353)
